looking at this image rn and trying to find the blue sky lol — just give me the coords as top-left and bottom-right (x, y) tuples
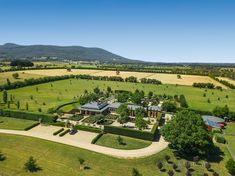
(0, 0), (235, 63)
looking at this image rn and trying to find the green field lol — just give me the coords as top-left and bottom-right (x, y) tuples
(95, 134), (152, 150)
(0, 134), (231, 176)
(0, 116), (37, 130)
(224, 123), (235, 158)
(2, 79), (235, 112)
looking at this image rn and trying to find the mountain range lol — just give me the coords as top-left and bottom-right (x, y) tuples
(0, 43), (142, 63)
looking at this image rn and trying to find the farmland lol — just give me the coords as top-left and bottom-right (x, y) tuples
(1, 78), (235, 113)
(217, 77), (235, 85)
(0, 68), (227, 88)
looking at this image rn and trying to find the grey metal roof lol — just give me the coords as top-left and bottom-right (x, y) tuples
(127, 105), (144, 111)
(148, 105), (162, 111)
(202, 115), (225, 123)
(205, 119), (221, 128)
(108, 102), (122, 109)
(80, 101), (108, 110)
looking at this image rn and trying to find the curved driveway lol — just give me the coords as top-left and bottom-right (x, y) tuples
(0, 125), (168, 159)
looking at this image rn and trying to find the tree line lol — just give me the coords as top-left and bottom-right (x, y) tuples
(0, 74), (162, 91)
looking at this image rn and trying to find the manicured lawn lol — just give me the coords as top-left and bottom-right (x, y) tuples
(224, 123), (235, 158)
(0, 116), (38, 130)
(95, 134), (152, 150)
(0, 134), (231, 176)
(1, 79), (235, 112)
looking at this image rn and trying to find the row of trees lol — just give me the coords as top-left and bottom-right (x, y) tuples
(193, 83), (215, 89)
(210, 76), (235, 89)
(10, 59), (34, 67)
(140, 78), (162, 84)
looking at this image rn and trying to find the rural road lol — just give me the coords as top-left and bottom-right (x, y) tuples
(0, 125), (168, 159)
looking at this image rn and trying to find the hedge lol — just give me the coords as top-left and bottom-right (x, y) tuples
(0, 109), (57, 123)
(24, 122), (40, 131)
(214, 133), (226, 144)
(55, 101), (78, 111)
(53, 128), (64, 136)
(91, 133), (104, 144)
(49, 121), (65, 127)
(103, 123), (158, 141)
(59, 129), (70, 137)
(74, 125), (102, 133)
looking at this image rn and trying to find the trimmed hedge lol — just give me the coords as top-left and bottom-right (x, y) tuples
(91, 133), (104, 144)
(103, 123), (158, 141)
(59, 129), (70, 137)
(1, 109), (57, 123)
(56, 101), (78, 111)
(214, 133), (226, 144)
(75, 125), (102, 133)
(24, 122), (40, 131)
(49, 121), (65, 127)
(53, 128), (64, 136)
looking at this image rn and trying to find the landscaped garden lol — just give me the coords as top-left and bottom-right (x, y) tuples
(95, 133), (152, 150)
(0, 116), (39, 130)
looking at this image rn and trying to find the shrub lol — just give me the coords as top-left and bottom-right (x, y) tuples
(226, 159), (235, 175)
(103, 124), (158, 141)
(49, 121), (65, 127)
(59, 129), (70, 137)
(0, 151), (6, 161)
(214, 133), (226, 144)
(24, 122), (40, 131)
(1, 109), (57, 123)
(157, 161), (163, 170)
(91, 133), (103, 144)
(75, 125), (101, 133)
(24, 156), (41, 172)
(53, 128), (64, 136)
(132, 168), (142, 176)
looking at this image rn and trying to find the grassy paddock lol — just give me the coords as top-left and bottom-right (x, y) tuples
(95, 133), (152, 150)
(2, 79), (235, 112)
(224, 123), (235, 158)
(0, 134), (231, 176)
(0, 116), (38, 130)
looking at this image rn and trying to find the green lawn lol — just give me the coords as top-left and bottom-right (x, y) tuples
(0, 134), (231, 176)
(1, 79), (235, 113)
(224, 123), (235, 158)
(0, 116), (38, 130)
(95, 134), (152, 150)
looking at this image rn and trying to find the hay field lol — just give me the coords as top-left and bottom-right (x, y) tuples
(23, 69), (103, 76)
(0, 71), (43, 85)
(148, 73), (226, 88)
(93, 70), (154, 79)
(217, 77), (235, 85)
(1, 69), (226, 88)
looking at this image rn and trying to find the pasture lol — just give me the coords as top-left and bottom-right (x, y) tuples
(0, 134), (230, 176)
(1, 79), (235, 112)
(0, 68), (226, 87)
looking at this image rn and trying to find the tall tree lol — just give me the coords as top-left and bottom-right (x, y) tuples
(2, 90), (7, 103)
(161, 110), (213, 155)
(12, 72), (19, 79)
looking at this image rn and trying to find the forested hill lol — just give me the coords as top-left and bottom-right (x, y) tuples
(0, 43), (142, 63)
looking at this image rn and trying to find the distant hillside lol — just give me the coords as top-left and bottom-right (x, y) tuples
(0, 43), (141, 63)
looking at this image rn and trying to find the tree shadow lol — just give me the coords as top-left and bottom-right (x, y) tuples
(170, 145), (224, 164)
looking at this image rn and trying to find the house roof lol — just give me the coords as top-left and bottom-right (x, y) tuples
(202, 115), (225, 123)
(205, 119), (221, 128)
(148, 105), (162, 111)
(127, 104), (144, 111)
(108, 102), (122, 109)
(78, 101), (109, 112)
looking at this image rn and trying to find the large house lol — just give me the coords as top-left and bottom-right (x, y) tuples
(76, 101), (162, 117)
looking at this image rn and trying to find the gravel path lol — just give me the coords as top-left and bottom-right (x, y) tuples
(0, 125), (168, 159)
